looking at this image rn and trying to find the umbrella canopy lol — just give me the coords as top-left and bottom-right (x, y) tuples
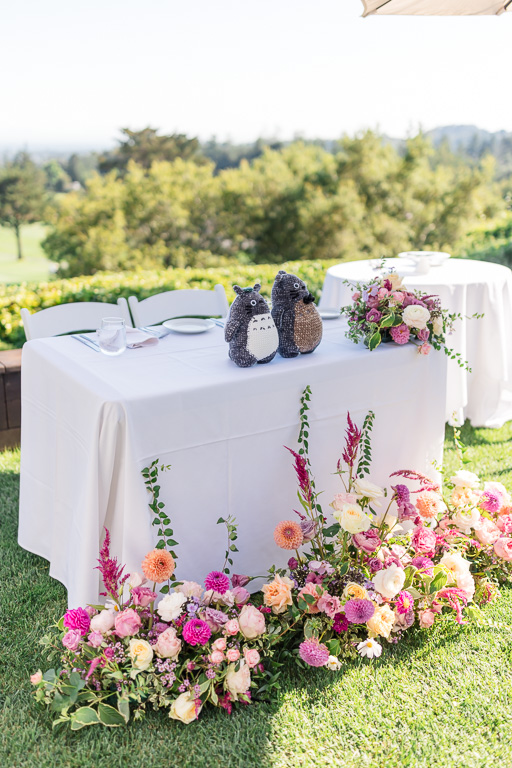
(361, 0), (511, 15)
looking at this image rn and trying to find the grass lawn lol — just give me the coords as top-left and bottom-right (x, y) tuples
(1, 421), (512, 768)
(0, 223), (50, 283)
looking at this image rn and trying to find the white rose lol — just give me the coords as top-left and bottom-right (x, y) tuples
(432, 316), (444, 336)
(440, 551), (471, 580)
(89, 609), (115, 633)
(128, 638), (153, 671)
(452, 507), (480, 534)
(225, 662), (251, 701)
(386, 273), (403, 290)
(372, 563), (405, 600)
(175, 581), (203, 599)
(450, 470), (480, 489)
(353, 478), (385, 507)
(157, 591), (187, 622)
(169, 691), (202, 724)
(333, 503), (371, 535)
(402, 304), (431, 330)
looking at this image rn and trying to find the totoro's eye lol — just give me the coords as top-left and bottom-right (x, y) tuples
(250, 300), (257, 306)
(293, 282), (300, 289)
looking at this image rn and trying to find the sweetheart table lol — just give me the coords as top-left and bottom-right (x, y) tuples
(18, 319), (446, 608)
(320, 258), (512, 428)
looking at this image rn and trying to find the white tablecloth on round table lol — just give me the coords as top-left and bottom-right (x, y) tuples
(320, 258), (512, 428)
(19, 319), (446, 608)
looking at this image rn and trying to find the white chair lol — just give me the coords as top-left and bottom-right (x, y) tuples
(127, 284), (230, 328)
(21, 298), (132, 342)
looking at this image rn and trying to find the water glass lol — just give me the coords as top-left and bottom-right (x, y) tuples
(98, 317), (127, 356)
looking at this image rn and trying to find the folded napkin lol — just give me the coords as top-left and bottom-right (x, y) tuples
(125, 327), (159, 348)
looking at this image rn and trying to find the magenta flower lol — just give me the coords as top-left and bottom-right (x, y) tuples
(63, 608), (90, 637)
(95, 527), (128, 597)
(480, 491), (501, 514)
(131, 586), (157, 607)
(182, 619), (212, 646)
(411, 556), (434, 576)
(395, 591), (414, 615)
(344, 599), (375, 624)
(285, 446), (313, 504)
(333, 613), (349, 633)
(341, 412), (362, 470)
(366, 308), (382, 324)
(352, 529), (381, 553)
(299, 638), (330, 667)
(62, 629), (81, 652)
(231, 574), (250, 588)
(390, 323), (410, 345)
(368, 558), (383, 573)
(204, 571), (230, 595)
(288, 557), (298, 571)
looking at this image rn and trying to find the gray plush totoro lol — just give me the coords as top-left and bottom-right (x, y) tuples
(224, 283), (279, 367)
(271, 270), (323, 357)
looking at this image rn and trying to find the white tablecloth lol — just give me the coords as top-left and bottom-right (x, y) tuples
(19, 320), (446, 608)
(320, 258), (512, 428)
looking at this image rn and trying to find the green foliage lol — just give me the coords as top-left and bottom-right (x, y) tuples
(0, 258), (334, 347)
(98, 127), (205, 175)
(217, 516), (239, 575)
(142, 459), (175, 583)
(0, 153), (47, 260)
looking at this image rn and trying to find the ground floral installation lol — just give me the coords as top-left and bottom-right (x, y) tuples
(341, 268), (480, 367)
(31, 389), (512, 728)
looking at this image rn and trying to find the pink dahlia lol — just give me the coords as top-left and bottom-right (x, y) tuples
(390, 323), (410, 345)
(410, 556), (435, 576)
(395, 591), (414, 615)
(63, 608), (90, 637)
(344, 599), (375, 624)
(298, 638), (330, 667)
(182, 618), (212, 646)
(480, 491), (502, 514)
(204, 571), (230, 595)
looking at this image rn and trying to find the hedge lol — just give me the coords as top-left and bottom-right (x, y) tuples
(0, 259), (338, 348)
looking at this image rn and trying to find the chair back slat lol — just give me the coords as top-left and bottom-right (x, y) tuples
(21, 298), (132, 341)
(128, 285), (229, 327)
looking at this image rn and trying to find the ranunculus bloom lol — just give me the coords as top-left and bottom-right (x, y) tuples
(343, 582), (368, 600)
(209, 650), (225, 665)
(333, 503), (371, 535)
(440, 551), (471, 579)
(243, 648), (261, 668)
(411, 526), (437, 554)
(62, 629), (81, 652)
(87, 630), (104, 648)
(372, 563), (405, 600)
(90, 609), (116, 634)
(474, 517), (500, 546)
(157, 592), (187, 622)
(238, 604), (266, 638)
(201, 607), (228, 633)
(226, 648), (240, 662)
(352, 528), (381, 553)
(366, 604), (395, 638)
(262, 574), (294, 615)
(232, 587), (251, 606)
(317, 593), (342, 619)
(131, 586), (157, 608)
(115, 608), (141, 638)
(225, 662), (251, 701)
(494, 537), (512, 561)
(419, 609), (436, 629)
(169, 691), (202, 724)
(403, 304), (430, 330)
(30, 670), (43, 685)
(154, 627), (182, 659)
(330, 492), (359, 511)
(129, 638), (153, 671)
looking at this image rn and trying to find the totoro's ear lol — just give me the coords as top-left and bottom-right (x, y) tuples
(253, 282), (261, 293)
(233, 285), (243, 296)
(275, 270), (286, 281)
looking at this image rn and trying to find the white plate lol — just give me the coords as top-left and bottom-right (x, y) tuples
(319, 308), (341, 320)
(398, 251), (451, 267)
(162, 318), (216, 334)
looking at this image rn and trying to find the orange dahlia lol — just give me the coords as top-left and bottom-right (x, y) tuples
(141, 549), (175, 583)
(273, 520), (303, 550)
(416, 491), (443, 519)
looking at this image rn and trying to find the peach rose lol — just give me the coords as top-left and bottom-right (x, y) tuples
(212, 637), (227, 652)
(262, 574), (294, 615)
(226, 648), (240, 662)
(366, 604), (395, 639)
(343, 582), (368, 600)
(30, 671), (43, 685)
(209, 650), (225, 665)
(128, 638), (153, 671)
(297, 582), (323, 614)
(474, 517), (500, 546)
(224, 619), (240, 636)
(494, 537), (512, 561)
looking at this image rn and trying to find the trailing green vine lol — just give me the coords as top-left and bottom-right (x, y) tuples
(141, 459), (174, 592)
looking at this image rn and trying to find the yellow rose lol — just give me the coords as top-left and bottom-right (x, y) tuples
(366, 604), (395, 638)
(386, 272), (404, 290)
(128, 638), (153, 671)
(169, 691), (202, 724)
(343, 582), (368, 600)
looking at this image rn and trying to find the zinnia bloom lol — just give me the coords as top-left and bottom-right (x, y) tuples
(274, 520), (303, 550)
(298, 639), (330, 667)
(204, 571), (230, 595)
(141, 549), (175, 583)
(182, 618), (212, 646)
(344, 599), (375, 624)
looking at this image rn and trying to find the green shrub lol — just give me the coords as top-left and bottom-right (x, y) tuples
(1, 259), (338, 348)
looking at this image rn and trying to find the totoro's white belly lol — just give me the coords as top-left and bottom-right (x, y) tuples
(247, 313), (278, 360)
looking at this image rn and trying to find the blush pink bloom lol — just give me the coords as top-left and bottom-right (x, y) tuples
(352, 291), (361, 301)
(494, 537), (512, 561)
(419, 609), (436, 629)
(154, 627), (182, 659)
(232, 587), (251, 606)
(474, 518), (500, 546)
(317, 593), (342, 619)
(87, 630), (104, 648)
(226, 648), (240, 662)
(62, 629), (81, 652)
(212, 637), (227, 652)
(378, 287), (389, 299)
(390, 291), (405, 305)
(224, 619), (240, 636)
(418, 343), (432, 356)
(115, 608), (141, 638)
(244, 648), (261, 668)
(298, 582), (323, 614)
(238, 604), (266, 639)
(390, 323), (410, 345)
(497, 515), (512, 534)
(30, 671), (43, 685)
(209, 650), (225, 665)
(131, 586), (157, 608)
(411, 526), (437, 555)
(352, 528), (381, 553)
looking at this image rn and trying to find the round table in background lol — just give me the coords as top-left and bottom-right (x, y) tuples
(319, 258), (512, 428)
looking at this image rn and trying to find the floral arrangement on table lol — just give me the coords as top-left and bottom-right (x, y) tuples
(31, 389), (512, 728)
(341, 269), (476, 368)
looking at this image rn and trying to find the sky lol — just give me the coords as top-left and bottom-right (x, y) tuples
(1, 0), (511, 151)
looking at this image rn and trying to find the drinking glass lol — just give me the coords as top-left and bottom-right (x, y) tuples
(98, 317), (127, 356)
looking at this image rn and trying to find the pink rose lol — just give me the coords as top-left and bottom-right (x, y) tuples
(212, 637), (227, 652)
(317, 593), (342, 619)
(30, 671), (43, 685)
(497, 515), (512, 534)
(115, 608), (141, 638)
(154, 627), (182, 659)
(352, 529), (381, 553)
(131, 586), (157, 608)
(298, 582), (323, 614)
(411, 526), (437, 555)
(494, 537), (512, 561)
(390, 291), (404, 304)
(378, 287), (389, 299)
(238, 604), (266, 639)
(352, 292), (361, 301)
(85, 606), (97, 618)
(87, 630), (104, 648)
(474, 518), (500, 546)
(209, 650), (225, 665)
(419, 609), (436, 629)
(62, 629), (81, 651)
(244, 648), (261, 668)
(224, 619), (240, 636)
(331, 492), (358, 511)
(232, 587), (251, 606)
(418, 343), (432, 356)
(226, 648), (240, 662)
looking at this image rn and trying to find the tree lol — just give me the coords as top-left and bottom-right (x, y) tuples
(98, 127), (205, 175)
(43, 159), (71, 192)
(0, 153), (47, 260)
